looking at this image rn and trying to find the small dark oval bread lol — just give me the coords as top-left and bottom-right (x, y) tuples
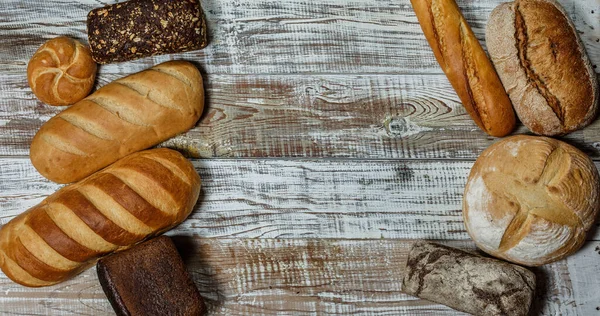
(486, 0), (598, 136)
(402, 241), (535, 316)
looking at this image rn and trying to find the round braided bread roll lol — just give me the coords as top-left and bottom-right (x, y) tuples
(27, 37), (97, 106)
(463, 135), (600, 266)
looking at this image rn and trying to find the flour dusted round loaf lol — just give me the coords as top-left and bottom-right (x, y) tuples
(27, 37), (97, 106)
(463, 135), (600, 266)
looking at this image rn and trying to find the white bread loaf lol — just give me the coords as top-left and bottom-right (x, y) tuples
(0, 148), (201, 287)
(30, 60), (204, 184)
(463, 135), (600, 266)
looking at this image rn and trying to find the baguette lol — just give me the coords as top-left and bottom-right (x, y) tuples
(410, 0), (516, 137)
(486, 0), (598, 136)
(30, 60), (204, 184)
(0, 148), (201, 287)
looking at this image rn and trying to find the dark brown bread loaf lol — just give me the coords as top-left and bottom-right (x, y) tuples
(0, 149), (201, 287)
(402, 241), (535, 316)
(486, 0), (598, 135)
(97, 236), (206, 316)
(87, 0), (208, 64)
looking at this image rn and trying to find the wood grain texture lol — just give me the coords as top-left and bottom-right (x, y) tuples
(5, 72), (600, 159)
(0, 0), (598, 159)
(1, 157), (599, 241)
(0, 72), (484, 158)
(0, 0), (597, 76)
(1, 238), (599, 315)
(1, 0), (599, 314)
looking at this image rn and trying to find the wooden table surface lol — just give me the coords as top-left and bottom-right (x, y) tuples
(1, 0), (599, 315)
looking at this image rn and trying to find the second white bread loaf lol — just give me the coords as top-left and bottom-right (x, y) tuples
(30, 60), (204, 184)
(0, 148), (201, 287)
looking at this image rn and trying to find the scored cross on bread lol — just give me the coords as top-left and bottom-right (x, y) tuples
(482, 147), (581, 253)
(463, 135), (600, 266)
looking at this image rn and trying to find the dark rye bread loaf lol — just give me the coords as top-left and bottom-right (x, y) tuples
(486, 0), (598, 136)
(87, 0), (208, 64)
(97, 236), (206, 316)
(402, 241), (536, 316)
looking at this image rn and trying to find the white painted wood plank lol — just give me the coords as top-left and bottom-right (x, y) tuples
(1, 157), (599, 241)
(5, 72), (600, 159)
(0, 0), (597, 75)
(0, 238), (597, 315)
(0, 72), (488, 158)
(567, 242), (600, 315)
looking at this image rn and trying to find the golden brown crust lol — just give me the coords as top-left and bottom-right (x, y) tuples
(56, 190), (143, 246)
(90, 173), (172, 230)
(0, 148), (201, 287)
(26, 207), (101, 262)
(486, 0), (598, 136)
(410, 0), (516, 137)
(27, 37), (97, 106)
(463, 135), (600, 266)
(30, 60), (204, 184)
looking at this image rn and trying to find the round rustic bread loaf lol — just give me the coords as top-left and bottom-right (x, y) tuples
(463, 135), (600, 266)
(27, 37), (97, 106)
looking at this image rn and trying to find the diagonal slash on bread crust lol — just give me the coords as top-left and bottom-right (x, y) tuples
(514, 2), (564, 125)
